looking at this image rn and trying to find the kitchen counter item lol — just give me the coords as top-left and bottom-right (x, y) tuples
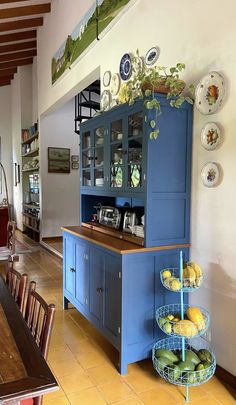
(98, 206), (121, 229)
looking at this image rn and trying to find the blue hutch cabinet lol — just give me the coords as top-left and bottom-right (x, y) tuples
(63, 93), (193, 374)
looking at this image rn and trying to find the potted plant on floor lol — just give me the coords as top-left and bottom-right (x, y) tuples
(118, 50), (195, 139)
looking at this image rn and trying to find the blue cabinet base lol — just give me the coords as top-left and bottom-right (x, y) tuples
(63, 231), (189, 374)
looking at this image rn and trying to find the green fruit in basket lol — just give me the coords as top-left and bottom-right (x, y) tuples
(185, 371), (197, 385)
(195, 363), (206, 382)
(157, 356), (173, 371)
(158, 317), (167, 327)
(155, 349), (179, 363)
(168, 364), (181, 381)
(178, 360), (195, 372)
(197, 349), (213, 364)
(203, 361), (212, 369)
(163, 322), (172, 334)
(185, 350), (201, 366)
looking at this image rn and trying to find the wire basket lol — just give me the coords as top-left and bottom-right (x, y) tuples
(152, 337), (216, 387)
(156, 304), (210, 338)
(160, 267), (203, 292)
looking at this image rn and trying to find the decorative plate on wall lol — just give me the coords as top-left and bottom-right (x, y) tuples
(119, 53), (132, 81)
(201, 162), (220, 187)
(100, 90), (111, 111)
(110, 73), (120, 96)
(145, 46), (160, 65)
(103, 71), (111, 87)
(201, 122), (221, 150)
(195, 71), (225, 114)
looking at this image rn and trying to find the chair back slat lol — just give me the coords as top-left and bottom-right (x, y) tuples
(6, 267), (28, 314)
(25, 282), (55, 360)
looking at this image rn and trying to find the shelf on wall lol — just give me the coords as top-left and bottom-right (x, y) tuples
(23, 223), (40, 233)
(22, 212), (40, 221)
(22, 148), (39, 158)
(22, 167), (39, 172)
(21, 132), (39, 145)
(22, 203), (40, 209)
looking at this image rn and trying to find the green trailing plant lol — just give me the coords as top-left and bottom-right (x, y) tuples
(118, 50), (194, 139)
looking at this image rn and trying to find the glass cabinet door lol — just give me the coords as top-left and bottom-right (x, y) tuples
(81, 127), (105, 188)
(94, 126), (105, 187)
(110, 119), (124, 188)
(127, 111), (143, 188)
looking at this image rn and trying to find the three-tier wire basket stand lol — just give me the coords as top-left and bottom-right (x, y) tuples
(152, 251), (216, 402)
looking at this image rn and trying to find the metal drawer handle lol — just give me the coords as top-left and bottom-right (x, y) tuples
(70, 267), (76, 273)
(96, 287), (103, 293)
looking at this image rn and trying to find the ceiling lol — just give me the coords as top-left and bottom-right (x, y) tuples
(0, 0), (52, 86)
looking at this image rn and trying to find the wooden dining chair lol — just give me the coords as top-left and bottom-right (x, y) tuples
(0, 221), (19, 263)
(21, 282), (56, 405)
(6, 266), (28, 314)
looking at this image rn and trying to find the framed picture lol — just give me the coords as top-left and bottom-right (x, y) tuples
(48, 147), (70, 173)
(71, 155), (79, 162)
(71, 162), (79, 170)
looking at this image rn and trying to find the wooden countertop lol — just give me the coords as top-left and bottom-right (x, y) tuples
(62, 226), (190, 254)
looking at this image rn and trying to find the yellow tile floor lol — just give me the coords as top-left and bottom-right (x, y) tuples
(1, 233), (235, 405)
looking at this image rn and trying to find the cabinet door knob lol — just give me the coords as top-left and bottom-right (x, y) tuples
(70, 267), (76, 273)
(96, 287), (103, 293)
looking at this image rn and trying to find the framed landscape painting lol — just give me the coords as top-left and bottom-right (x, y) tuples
(48, 147), (70, 173)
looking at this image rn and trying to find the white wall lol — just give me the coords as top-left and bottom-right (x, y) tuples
(11, 66), (33, 230)
(0, 86), (12, 204)
(40, 98), (80, 237)
(34, 0), (236, 375)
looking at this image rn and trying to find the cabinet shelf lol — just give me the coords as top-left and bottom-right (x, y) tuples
(23, 223), (40, 233)
(21, 148), (39, 158)
(21, 132), (39, 145)
(22, 167), (39, 172)
(22, 203), (40, 209)
(22, 212), (40, 221)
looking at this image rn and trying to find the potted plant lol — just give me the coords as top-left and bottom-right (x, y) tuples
(118, 50), (194, 139)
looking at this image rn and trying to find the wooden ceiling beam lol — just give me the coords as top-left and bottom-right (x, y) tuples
(0, 49), (36, 62)
(0, 17), (43, 32)
(0, 57), (32, 69)
(0, 0), (30, 3)
(0, 3), (51, 19)
(0, 79), (11, 86)
(0, 73), (14, 80)
(0, 40), (36, 53)
(0, 30), (36, 43)
(0, 67), (17, 76)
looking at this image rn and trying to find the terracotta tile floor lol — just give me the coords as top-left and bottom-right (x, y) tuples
(1, 233), (235, 405)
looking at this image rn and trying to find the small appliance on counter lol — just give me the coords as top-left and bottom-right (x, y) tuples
(98, 206), (121, 229)
(123, 210), (138, 233)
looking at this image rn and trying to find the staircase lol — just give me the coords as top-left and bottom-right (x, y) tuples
(74, 80), (100, 135)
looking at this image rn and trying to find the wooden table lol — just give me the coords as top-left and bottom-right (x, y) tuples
(0, 276), (58, 404)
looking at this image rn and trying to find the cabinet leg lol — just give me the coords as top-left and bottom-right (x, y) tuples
(63, 296), (69, 310)
(119, 355), (128, 375)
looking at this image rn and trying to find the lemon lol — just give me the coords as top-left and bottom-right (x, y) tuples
(166, 314), (174, 321)
(162, 270), (172, 279)
(170, 278), (182, 291)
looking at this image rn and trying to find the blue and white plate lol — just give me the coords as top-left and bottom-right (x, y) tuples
(119, 53), (132, 81)
(145, 47), (160, 65)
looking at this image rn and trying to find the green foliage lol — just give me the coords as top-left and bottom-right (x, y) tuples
(118, 50), (194, 140)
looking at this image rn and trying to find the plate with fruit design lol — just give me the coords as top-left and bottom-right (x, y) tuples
(201, 162), (220, 187)
(195, 71), (225, 115)
(201, 122), (221, 150)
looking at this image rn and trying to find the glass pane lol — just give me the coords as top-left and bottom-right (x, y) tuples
(111, 119), (123, 142)
(128, 112), (143, 137)
(82, 170), (91, 186)
(111, 144), (123, 164)
(29, 174), (39, 193)
(95, 169), (104, 187)
(94, 147), (104, 166)
(82, 131), (91, 149)
(128, 137), (142, 164)
(128, 164), (142, 188)
(95, 127), (104, 146)
(82, 149), (92, 168)
(111, 165), (123, 188)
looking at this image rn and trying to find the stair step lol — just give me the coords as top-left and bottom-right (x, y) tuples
(79, 100), (100, 109)
(74, 115), (91, 121)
